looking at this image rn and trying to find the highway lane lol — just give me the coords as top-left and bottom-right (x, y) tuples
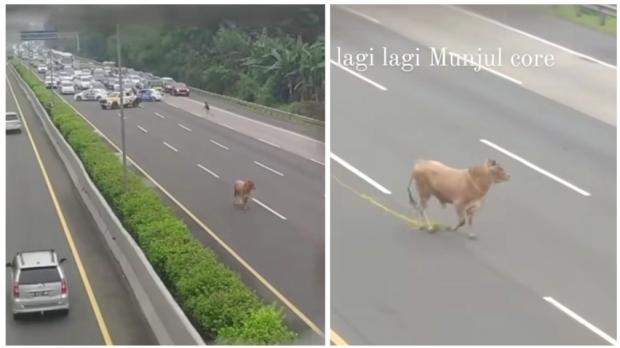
(331, 6), (615, 345)
(5, 77), (154, 345)
(30, 66), (325, 341)
(462, 5), (617, 66)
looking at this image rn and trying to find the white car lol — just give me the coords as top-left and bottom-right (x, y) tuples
(44, 76), (59, 89)
(74, 88), (107, 101)
(37, 65), (48, 73)
(6, 112), (22, 133)
(77, 76), (93, 90)
(59, 81), (76, 95)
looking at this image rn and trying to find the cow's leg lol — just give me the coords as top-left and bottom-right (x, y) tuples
(416, 189), (434, 230)
(451, 204), (466, 231)
(465, 203), (481, 239)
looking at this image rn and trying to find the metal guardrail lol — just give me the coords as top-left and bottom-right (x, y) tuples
(579, 4), (616, 25)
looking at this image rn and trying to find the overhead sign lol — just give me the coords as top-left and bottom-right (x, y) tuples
(20, 30), (58, 41)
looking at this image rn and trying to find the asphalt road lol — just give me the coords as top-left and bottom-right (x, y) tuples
(5, 76), (154, 345)
(331, 6), (616, 345)
(31, 63), (325, 342)
(462, 5), (616, 66)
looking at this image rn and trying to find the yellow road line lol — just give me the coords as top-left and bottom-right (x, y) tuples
(7, 75), (113, 345)
(330, 176), (444, 345)
(330, 329), (349, 345)
(10, 63), (324, 338)
(333, 176), (443, 229)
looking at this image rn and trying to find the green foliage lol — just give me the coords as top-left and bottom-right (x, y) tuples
(57, 16), (324, 119)
(217, 306), (297, 345)
(12, 61), (295, 344)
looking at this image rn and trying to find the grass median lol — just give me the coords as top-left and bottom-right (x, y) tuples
(12, 61), (296, 345)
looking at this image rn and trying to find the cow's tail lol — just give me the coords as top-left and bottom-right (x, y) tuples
(407, 172), (419, 210)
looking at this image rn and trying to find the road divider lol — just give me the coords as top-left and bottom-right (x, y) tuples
(196, 163), (220, 179)
(11, 60), (297, 345)
(341, 6), (381, 24)
(331, 153), (392, 194)
(163, 141), (179, 152)
(210, 139), (230, 150)
(178, 123), (192, 132)
(7, 75), (114, 346)
(254, 161), (285, 177)
(258, 138), (281, 148)
(252, 198), (287, 221)
(331, 59), (388, 91)
(480, 139), (591, 196)
(543, 297), (616, 344)
(449, 52), (523, 85)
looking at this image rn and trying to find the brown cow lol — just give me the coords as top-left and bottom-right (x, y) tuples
(234, 179), (255, 209)
(407, 159), (510, 239)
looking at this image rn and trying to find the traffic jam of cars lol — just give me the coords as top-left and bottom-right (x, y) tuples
(21, 46), (187, 111)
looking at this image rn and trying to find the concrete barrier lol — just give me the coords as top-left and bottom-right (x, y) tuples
(9, 64), (205, 346)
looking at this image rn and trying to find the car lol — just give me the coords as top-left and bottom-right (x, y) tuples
(77, 76), (93, 90)
(74, 88), (107, 101)
(59, 81), (76, 95)
(137, 88), (163, 102)
(37, 65), (48, 73)
(6, 111), (22, 133)
(169, 82), (190, 96)
(100, 91), (140, 110)
(161, 77), (176, 93)
(44, 76), (59, 89)
(6, 250), (69, 318)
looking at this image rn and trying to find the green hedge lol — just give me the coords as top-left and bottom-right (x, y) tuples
(12, 62), (295, 344)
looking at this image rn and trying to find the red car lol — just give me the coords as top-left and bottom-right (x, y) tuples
(170, 82), (190, 96)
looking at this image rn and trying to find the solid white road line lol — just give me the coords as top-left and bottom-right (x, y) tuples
(154, 112), (165, 119)
(311, 158), (325, 166)
(543, 297), (616, 345)
(258, 138), (281, 148)
(186, 98), (323, 144)
(341, 6), (381, 24)
(448, 5), (616, 70)
(137, 125), (148, 133)
(330, 59), (388, 91)
(219, 122), (236, 131)
(480, 139), (591, 197)
(178, 123), (192, 132)
(449, 52), (523, 85)
(196, 163), (219, 178)
(210, 139), (229, 150)
(331, 153), (392, 194)
(252, 198), (287, 220)
(254, 161), (284, 177)
(163, 141), (178, 152)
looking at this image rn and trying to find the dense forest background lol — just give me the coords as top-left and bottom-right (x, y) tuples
(44, 5), (325, 119)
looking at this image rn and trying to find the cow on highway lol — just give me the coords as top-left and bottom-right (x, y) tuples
(407, 159), (510, 238)
(234, 179), (255, 210)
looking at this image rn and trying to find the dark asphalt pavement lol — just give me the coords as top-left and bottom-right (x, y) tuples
(331, 6), (616, 345)
(6, 75), (154, 345)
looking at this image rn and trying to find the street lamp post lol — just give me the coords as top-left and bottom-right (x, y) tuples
(117, 24), (128, 192)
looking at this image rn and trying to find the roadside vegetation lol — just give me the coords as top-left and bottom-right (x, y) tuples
(12, 60), (296, 345)
(51, 6), (325, 119)
(544, 5), (616, 35)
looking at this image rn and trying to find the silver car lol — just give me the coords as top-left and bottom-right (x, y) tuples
(6, 112), (22, 133)
(6, 250), (69, 318)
